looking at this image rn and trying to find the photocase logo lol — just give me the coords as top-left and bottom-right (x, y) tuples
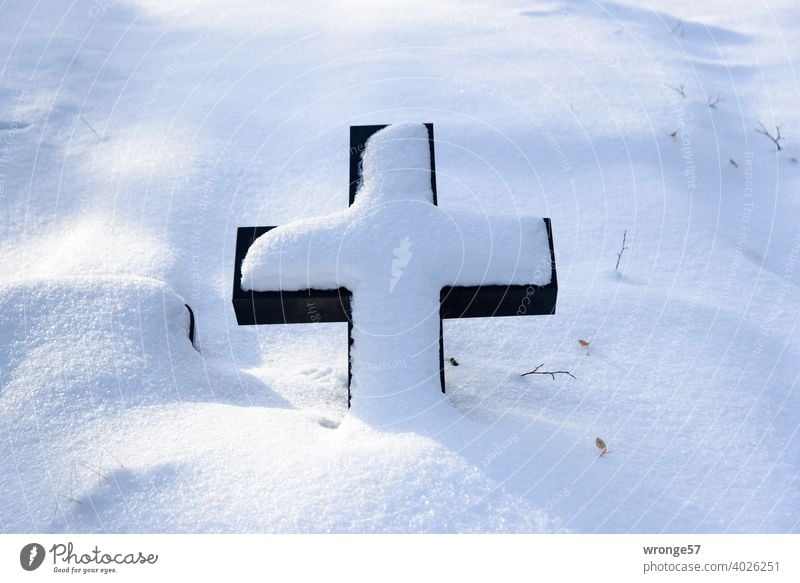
(390, 236), (413, 292)
(20, 543), (46, 571)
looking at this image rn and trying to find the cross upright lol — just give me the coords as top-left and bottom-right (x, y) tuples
(233, 123), (557, 423)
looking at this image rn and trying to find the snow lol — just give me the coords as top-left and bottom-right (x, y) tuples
(1, 0), (799, 533)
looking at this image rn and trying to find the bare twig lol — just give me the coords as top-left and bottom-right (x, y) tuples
(615, 230), (629, 271)
(521, 364), (576, 380)
(729, 158), (738, 168)
(665, 83), (686, 98)
(707, 93), (724, 108)
(63, 496), (83, 506)
(79, 115), (101, 139)
(755, 121), (784, 151)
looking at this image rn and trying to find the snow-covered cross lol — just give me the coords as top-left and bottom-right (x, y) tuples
(233, 123), (557, 424)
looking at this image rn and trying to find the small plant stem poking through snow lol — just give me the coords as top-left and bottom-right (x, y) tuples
(665, 83), (686, 98)
(77, 460), (111, 484)
(615, 230), (629, 271)
(707, 93), (724, 108)
(51, 500), (60, 526)
(596, 437), (608, 457)
(448, 357), (459, 366)
(755, 121), (784, 151)
(730, 158), (739, 168)
(521, 364), (576, 380)
(103, 448), (127, 469)
(79, 115), (102, 139)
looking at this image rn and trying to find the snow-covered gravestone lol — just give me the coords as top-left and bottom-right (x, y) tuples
(233, 123), (557, 423)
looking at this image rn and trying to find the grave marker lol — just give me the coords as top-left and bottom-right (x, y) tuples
(232, 123), (557, 412)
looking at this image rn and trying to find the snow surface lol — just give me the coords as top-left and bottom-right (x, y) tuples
(1, 0), (799, 533)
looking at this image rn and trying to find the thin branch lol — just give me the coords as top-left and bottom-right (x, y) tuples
(521, 364), (576, 380)
(615, 230), (629, 271)
(707, 93), (724, 108)
(755, 121), (783, 151)
(665, 83), (686, 98)
(79, 115), (101, 139)
(729, 158), (738, 168)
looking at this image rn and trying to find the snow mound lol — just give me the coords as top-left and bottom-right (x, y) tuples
(1, 276), (560, 533)
(0, 276), (276, 531)
(0, 277), (209, 413)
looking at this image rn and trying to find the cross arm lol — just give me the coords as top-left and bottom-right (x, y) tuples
(240, 212), (349, 292)
(443, 211), (553, 287)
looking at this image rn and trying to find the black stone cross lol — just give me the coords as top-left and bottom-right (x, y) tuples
(232, 123), (557, 407)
